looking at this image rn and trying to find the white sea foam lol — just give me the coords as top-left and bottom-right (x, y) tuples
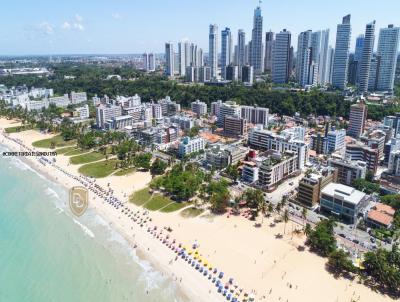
(73, 218), (95, 238)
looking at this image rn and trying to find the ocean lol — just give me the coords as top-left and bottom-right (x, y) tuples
(0, 144), (183, 302)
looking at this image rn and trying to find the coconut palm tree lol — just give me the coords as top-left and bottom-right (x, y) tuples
(282, 209), (289, 234)
(259, 201), (267, 225)
(302, 207), (308, 227)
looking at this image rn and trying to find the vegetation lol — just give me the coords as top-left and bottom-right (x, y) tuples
(362, 245), (400, 295)
(150, 158), (168, 177)
(114, 167), (136, 176)
(0, 64), (353, 118)
(129, 188), (152, 206)
(78, 159), (119, 178)
(143, 194), (173, 211)
(69, 151), (105, 165)
(159, 202), (189, 213)
(327, 249), (356, 276)
(32, 135), (76, 149)
(206, 180), (231, 214)
(306, 219), (337, 257)
(352, 179), (380, 195)
(180, 207), (204, 218)
(151, 163), (204, 201)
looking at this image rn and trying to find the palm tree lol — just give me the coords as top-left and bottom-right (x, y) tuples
(267, 203), (274, 217)
(304, 223), (312, 237)
(259, 201), (267, 225)
(302, 207), (308, 227)
(282, 209), (289, 234)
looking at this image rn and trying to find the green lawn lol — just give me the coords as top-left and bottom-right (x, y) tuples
(64, 148), (88, 156)
(160, 202), (188, 213)
(5, 125), (36, 133)
(180, 207), (204, 218)
(56, 146), (77, 154)
(114, 167), (136, 176)
(78, 159), (119, 178)
(143, 194), (172, 211)
(32, 135), (76, 149)
(70, 152), (106, 165)
(129, 188), (152, 206)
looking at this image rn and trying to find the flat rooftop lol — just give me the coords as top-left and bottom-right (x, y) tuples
(321, 183), (366, 205)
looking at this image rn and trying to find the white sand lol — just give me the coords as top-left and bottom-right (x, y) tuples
(0, 124), (396, 302)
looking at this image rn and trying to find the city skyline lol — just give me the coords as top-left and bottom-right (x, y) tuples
(1, 0), (400, 55)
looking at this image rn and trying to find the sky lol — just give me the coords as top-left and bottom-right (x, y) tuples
(1, 0), (399, 55)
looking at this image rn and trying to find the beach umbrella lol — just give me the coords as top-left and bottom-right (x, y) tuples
(223, 289), (227, 296)
(213, 268), (218, 274)
(218, 286), (223, 293)
(219, 272), (224, 279)
(227, 293), (232, 301)
(229, 278), (234, 284)
(249, 293), (255, 301)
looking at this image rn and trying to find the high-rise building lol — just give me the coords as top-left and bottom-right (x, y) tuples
(327, 47), (335, 83)
(358, 21), (376, 94)
(250, 6), (264, 75)
(197, 48), (204, 67)
(241, 65), (254, 84)
(319, 29), (330, 84)
(311, 31), (321, 65)
(376, 25), (400, 92)
(178, 41), (187, 76)
(237, 30), (246, 68)
(264, 31), (274, 73)
(165, 42), (175, 76)
(148, 53), (155, 71)
(272, 29), (291, 84)
(142, 53), (148, 71)
(332, 15), (352, 90)
(348, 101), (368, 139)
(297, 30), (313, 87)
(240, 105), (269, 126)
(221, 27), (233, 79)
(191, 100), (208, 117)
(209, 24), (219, 79)
(189, 43), (198, 67)
(225, 65), (239, 82)
(217, 101), (241, 127)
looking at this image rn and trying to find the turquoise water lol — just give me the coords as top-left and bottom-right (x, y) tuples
(0, 144), (182, 302)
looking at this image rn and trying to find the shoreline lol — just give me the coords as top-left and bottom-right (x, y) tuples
(0, 132), (224, 302)
(0, 118), (396, 302)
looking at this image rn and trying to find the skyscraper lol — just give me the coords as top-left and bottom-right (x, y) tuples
(221, 27), (233, 79)
(358, 21), (376, 94)
(264, 31), (274, 73)
(197, 48), (204, 67)
(319, 29), (330, 84)
(353, 35), (365, 84)
(376, 25), (400, 92)
(189, 43), (198, 67)
(209, 24), (219, 79)
(272, 29), (291, 84)
(178, 42), (187, 76)
(332, 15), (352, 90)
(142, 53), (148, 71)
(148, 53), (155, 71)
(165, 42), (175, 76)
(297, 30), (313, 87)
(250, 6), (264, 75)
(237, 30), (246, 68)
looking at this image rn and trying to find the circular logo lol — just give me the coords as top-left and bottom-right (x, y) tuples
(69, 186), (89, 217)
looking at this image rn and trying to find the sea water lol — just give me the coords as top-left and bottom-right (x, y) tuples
(0, 144), (183, 302)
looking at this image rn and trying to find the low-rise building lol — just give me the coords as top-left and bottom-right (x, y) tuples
(320, 183), (369, 224)
(257, 150), (298, 192)
(297, 167), (338, 208)
(223, 115), (247, 137)
(178, 136), (205, 158)
(366, 203), (395, 229)
(191, 100), (208, 117)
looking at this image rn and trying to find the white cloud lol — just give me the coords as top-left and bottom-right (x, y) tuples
(112, 13), (122, 20)
(62, 22), (71, 30)
(73, 23), (85, 31)
(38, 22), (54, 35)
(75, 14), (83, 23)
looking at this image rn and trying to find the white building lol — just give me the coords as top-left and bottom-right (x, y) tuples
(96, 104), (122, 129)
(49, 94), (70, 107)
(240, 105), (269, 126)
(178, 137), (205, 158)
(326, 129), (346, 153)
(332, 15), (352, 90)
(376, 25), (400, 92)
(209, 24), (219, 79)
(211, 100), (223, 117)
(248, 127), (309, 170)
(191, 100), (208, 117)
(70, 91), (88, 104)
(218, 101), (241, 127)
(75, 104), (90, 119)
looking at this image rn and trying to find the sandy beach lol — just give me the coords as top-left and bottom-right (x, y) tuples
(0, 118), (396, 302)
